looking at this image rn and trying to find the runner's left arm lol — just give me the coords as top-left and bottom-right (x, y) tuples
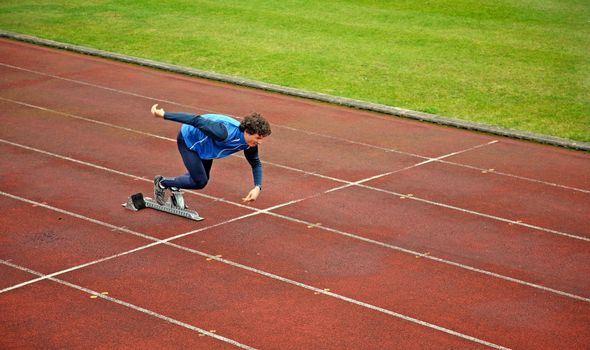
(164, 112), (228, 141)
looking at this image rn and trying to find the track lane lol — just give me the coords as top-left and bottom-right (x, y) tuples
(0, 278), (241, 349)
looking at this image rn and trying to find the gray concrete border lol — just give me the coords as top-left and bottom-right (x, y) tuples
(2, 29), (588, 152)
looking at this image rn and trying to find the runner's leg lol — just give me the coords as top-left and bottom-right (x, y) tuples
(161, 132), (211, 189)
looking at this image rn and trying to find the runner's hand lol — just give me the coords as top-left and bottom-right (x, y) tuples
(242, 186), (261, 203)
(151, 104), (165, 118)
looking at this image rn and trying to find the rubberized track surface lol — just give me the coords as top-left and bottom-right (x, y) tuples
(1, 39), (589, 349)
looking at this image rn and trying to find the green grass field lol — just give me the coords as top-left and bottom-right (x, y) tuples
(1, 0), (588, 142)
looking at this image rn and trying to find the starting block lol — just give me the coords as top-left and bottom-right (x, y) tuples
(123, 192), (204, 221)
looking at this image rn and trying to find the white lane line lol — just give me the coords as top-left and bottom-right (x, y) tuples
(326, 140), (499, 193)
(1, 63), (588, 194)
(163, 242), (511, 350)
(0, 190), (261, 294)
(325, 170), (398, 193)
(0, 63), (211, 116)
(0, 259), (256, 350)
(437, 159), (590, 194)
(355, 182), (590, 242)
(0, 137), (255, 212)
(271, 123), (429, 159)
(0, 96), (173, 141)
(1, 138), (589, 300)
(263, 211), (590, 303)
(0, 194), (509, 350)
(261, 159), (349, 184)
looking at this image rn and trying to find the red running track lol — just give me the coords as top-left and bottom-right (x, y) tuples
(0, 39), (589, 349)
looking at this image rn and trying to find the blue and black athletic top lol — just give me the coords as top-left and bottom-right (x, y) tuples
(164, 112), (263, 188)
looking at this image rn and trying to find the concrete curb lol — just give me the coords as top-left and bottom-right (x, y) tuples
(2, 30), (588, 152)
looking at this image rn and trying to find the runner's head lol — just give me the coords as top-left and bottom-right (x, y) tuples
(240, 112), (272, 138)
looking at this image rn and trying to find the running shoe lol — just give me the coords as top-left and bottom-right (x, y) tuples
(170, 189), (185, 209)
(153, 175), (167, 205)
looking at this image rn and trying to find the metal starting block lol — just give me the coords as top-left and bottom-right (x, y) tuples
(123, 192), (204, 221)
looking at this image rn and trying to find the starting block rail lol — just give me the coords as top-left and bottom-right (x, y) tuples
(123, 192), (204, 221)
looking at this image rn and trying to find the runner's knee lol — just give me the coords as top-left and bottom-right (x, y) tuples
(192, 178), (208, 189)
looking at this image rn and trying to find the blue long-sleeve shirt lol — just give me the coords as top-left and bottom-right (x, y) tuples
(164, 112), (263, 188)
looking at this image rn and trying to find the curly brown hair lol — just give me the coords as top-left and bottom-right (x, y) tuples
(239, 112), (272, 137)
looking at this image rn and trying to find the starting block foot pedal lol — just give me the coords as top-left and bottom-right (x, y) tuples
(123, 192), (204, 221)
(124, 192), (146, 210)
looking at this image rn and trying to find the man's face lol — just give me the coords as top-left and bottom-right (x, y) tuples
(244, 132), (264, 147)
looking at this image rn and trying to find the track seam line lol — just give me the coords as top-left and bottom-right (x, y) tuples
(1, 63), (588, 194)
(0, 193), (510, 350)
(0, 259), (256, 350)
(325, 140), (499, 193)
(1, 139), (589, 300)
(1, 100), (586, 241)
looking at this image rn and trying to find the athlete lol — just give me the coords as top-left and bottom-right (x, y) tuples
(150, 104), (271, 205)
